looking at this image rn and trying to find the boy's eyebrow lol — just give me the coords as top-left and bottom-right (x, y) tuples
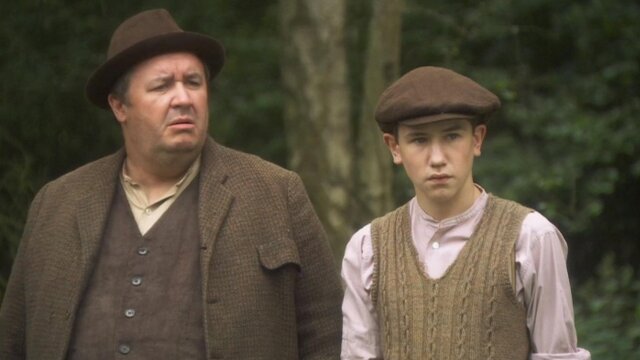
(442, 123), (464, 132)
(403, 128), (428, 137)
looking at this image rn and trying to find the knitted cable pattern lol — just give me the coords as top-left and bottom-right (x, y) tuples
(454, 203), (489, 359)
(371, 196), (531, 360)
(396, 211), (411, 359)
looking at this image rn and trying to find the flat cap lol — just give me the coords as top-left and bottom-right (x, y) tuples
(374, 66), (501, 133)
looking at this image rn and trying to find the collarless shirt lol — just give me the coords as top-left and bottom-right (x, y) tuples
(341, 188), (591, 360)
(121, 156), (200, 235)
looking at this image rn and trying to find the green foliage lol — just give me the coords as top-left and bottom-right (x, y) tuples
(574, 254), (640, 359)
(403, 0), (640, 280)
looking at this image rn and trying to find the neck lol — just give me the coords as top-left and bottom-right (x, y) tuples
(419, 183), (481, 221)
(124, 151), (198, 203)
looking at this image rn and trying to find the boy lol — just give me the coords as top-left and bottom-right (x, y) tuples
(341, 66), (590, 359)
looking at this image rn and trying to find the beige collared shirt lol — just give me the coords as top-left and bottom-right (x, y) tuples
(120, 156), (200, 235)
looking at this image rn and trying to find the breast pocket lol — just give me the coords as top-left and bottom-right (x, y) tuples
(257, 239), (301, 273)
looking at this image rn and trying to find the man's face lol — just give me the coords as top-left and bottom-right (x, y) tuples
(109, 52), (209, 161)
(384, 118), (486, 211)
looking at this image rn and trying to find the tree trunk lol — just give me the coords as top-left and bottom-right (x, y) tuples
(356, 0), (405, 221)
(279, 0), (353, 256)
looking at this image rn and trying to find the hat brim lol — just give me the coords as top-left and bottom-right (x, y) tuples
(401, 113), (475, 127)
(377, 113), (477, 133)
(86, 31), (225, 109)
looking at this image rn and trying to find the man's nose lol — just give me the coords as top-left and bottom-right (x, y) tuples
(171, 82), (192, 107)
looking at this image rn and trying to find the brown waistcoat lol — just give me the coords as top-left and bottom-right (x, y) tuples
(67, 179), (205, 359)
(371, 196), (531, 360)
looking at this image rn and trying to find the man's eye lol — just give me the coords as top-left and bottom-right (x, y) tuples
(151, 83), (168, 91)
(187, 78), (203, 87)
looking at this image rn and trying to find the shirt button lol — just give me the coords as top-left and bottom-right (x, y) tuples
(118, 343), (131, 354)
(124, 309), (136, 318)
(144, 208), (152, 215)
(137, 247), (149, 256)
(431, 241), (440, 249)
(131, 276), (143, 286)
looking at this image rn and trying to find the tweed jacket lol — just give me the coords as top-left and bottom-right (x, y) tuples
(0, 137), (343, 360)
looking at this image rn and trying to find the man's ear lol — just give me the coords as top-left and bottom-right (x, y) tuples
(383, 133), (402, 165)
(108, 94), (127, 124)
(473, 124), (487, 157)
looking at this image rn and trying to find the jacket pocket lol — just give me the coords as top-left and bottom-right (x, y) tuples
(257, 239), (301, 272)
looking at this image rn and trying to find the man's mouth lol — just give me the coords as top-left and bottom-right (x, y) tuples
(168, 117), (195, 129)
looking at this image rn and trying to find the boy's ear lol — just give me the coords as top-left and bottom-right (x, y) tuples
(473, 124), (487, 156)
(383, 133), (402, 165)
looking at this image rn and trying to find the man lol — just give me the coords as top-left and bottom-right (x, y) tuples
(0, 9), (342, 359)
(340, 67), (590, 359)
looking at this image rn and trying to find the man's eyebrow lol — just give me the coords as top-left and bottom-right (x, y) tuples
(185, 71), (205, 79)
(149, 74), (174, 83)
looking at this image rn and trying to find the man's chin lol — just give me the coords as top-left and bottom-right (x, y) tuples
(162, 140), (204, 155)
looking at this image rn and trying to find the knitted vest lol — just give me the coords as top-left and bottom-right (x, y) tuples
(67, 179), (206, 359)
(371, 195), (531, 360)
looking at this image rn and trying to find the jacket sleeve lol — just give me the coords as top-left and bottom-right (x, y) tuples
(0, 183), (48, 359)
(286, 173), (343, 359)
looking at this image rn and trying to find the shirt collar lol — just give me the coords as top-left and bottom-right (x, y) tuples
(413, 185), (488, 229)
(121, 155), (201, 209)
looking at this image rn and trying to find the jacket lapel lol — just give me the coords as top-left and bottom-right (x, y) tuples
(198, 139), (234, 270)
(76, 150), (123, 271)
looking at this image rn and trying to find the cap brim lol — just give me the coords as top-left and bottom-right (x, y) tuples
(401, 113), (475, 127)
(86, 31), (225, 109)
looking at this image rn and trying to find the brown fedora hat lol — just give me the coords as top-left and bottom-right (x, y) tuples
(86, 8), (225, 109)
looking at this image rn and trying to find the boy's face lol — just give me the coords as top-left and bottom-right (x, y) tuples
(383, 118), (486, 216)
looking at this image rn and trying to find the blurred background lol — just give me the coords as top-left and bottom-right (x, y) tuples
(1, 0), (638, 357)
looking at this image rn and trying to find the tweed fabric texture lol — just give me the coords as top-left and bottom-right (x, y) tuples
(371, 195), (531, 360)
(0, 137), (342, 360)
(374, 66), (501, 133)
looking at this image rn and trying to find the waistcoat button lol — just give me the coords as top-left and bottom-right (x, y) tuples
(131, 276), (143, 286)
(118, 343), (131, 354)
(124, 308), (136, 318)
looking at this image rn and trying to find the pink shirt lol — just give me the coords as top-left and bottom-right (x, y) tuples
(341, 190), (591, 359)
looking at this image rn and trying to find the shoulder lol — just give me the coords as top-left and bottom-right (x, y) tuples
(342, 223), (374, 287)
(516, 210), (569, 264)
(36, 150), (122, 198)
(488, 195), (567, 252)
(491, 194), (565, 239)
(203, 140), (296, 186)
(345, 223), (373, 258)
(489, 195), (532, 217)
(371, 202), (410, 228)
(521, 211), (562, 238)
